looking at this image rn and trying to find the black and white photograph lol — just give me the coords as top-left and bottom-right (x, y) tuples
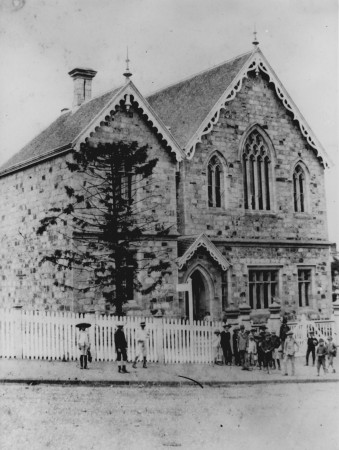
(0, 0), (338, 449)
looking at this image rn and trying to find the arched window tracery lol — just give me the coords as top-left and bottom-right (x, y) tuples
(243, 130), (271, 211)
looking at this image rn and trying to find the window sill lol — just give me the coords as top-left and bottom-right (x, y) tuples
(244, 210), (277, 218)
(293, 212), (312, 219)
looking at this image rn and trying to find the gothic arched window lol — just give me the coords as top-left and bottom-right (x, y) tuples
(293, 165), (306, 212)
(208, 155), (222, 207)
(243, 130), (271, 211)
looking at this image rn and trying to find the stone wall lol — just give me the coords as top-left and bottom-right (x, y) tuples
(177, 71), (332, 319)
(179, 72), (328, 241)
(0, 106), (179, 313)
(0, 154), (74, 310)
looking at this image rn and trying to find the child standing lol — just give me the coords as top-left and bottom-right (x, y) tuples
(283, 331), (299, 376)
(212, 330), (221, 365)
(327, 336), (337, 373)
(247, 335), (257, 367)
(316, 338), (328, 376)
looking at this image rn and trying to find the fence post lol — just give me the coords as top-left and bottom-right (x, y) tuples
(154, 316), (164, 363)
(332, 300), (339, 344)
(268, 302), (281, 334)
(12, 306), (23, 359)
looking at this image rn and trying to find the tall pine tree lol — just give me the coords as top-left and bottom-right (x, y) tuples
(37, 140), (172, 315)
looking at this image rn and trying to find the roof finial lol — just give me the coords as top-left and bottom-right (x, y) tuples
(252, 25), (259, 47)
(123, 47), (132, 81)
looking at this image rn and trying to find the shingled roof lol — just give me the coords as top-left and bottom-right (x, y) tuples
(0, 88), (121, 173)
(147, 52), (251, 148)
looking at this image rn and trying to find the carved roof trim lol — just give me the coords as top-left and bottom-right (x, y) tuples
(185, 48), (332, 168)
(177, 233), (231, 271)
(73, 81), (185, 162)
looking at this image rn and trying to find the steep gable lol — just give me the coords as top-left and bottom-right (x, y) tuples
(0, 81), (184, 177)
(177, 234), (231, 271)
(147, 52), (251, 149)
(148, 48), (331, 167)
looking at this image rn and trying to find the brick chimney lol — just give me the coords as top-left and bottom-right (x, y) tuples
(68, 68), (97, 108)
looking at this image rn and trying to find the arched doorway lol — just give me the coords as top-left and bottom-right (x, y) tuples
(190, 269), (211, 321)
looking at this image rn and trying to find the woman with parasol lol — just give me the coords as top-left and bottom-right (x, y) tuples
(76, 323), (91, 369)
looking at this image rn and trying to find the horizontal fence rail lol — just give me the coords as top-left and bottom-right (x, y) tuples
(0, 309), (336, 363)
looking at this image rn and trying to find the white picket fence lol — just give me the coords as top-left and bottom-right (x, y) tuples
(1, 308), (336, 363)
(0, 309), (223, 364)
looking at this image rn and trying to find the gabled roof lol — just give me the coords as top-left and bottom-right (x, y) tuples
(1, 47), (331, 176)
(0, 88), (121, 174)
(147, 52), (251, 149)
(148, 47), (331, 167)
(177, 233), (231, 271)
(0, 81), (184, 176)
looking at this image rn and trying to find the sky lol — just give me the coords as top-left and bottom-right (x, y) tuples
(0, 0), (338, 243)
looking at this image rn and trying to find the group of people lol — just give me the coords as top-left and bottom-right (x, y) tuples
(212, 317), (337, 376)
(305, 330), (337, 375)
(77, 321), (149, 373)
(78, 317), (336, 376)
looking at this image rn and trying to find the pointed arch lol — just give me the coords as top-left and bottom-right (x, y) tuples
(240, 124), (276, 212)
(205, 151), (228, 209)
(184, 263), (215, 320)
(291, 160), (310, 213)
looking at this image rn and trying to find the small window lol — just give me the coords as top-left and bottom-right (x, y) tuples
(120, 255), (135, 301)
(117, 163), (133, 209)
(208, 156), (223, 208)
(293, 165), (306, 212)
(249, 269), (278, 309)
(298, 269), (311, 307)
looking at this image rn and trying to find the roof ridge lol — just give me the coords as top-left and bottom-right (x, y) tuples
(146, 49), (252, 98)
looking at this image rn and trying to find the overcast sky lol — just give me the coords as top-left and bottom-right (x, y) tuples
(0, 0), (338, 243)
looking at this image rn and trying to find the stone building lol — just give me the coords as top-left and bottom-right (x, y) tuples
(0, 45), (333, 321)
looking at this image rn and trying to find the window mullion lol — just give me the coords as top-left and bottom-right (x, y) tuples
(261, 157), (267, 210)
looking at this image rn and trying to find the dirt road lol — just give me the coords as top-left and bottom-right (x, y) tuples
(1, 383), (338, 449)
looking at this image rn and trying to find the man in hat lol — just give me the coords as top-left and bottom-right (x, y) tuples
(261, 332), (274, 374)
(305, 330), (318, 366)
(132, 321), (149, 369)
(78, 325), (91, 369)
(283, 331), (299, 376)
(232, 328), (240, 366)
(238, 325), (249, 370)
(114, 323), (129, 373)
(256, 330), (266, 370)
(220, 324), (232, 365)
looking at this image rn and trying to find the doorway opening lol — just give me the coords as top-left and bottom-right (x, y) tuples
(189, 269), (211, 321)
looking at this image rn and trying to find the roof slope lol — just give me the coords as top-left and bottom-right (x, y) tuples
(1, 47), (330, 174)
(147, 52), (251, 148)
(0, 89), (121, 172)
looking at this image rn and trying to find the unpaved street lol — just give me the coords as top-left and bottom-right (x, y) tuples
(1, 383), (338, 450)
